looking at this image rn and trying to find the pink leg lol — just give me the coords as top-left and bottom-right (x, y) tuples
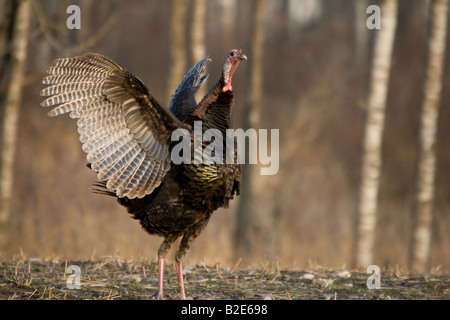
(176, 259), (186, 300)
(154, 255), (164, 299)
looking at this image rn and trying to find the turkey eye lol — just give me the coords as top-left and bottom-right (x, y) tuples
(230, 52), (235, 57)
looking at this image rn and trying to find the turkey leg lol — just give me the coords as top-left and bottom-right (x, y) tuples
(154, 255), (165, 300)
(175, 258), (186, 300)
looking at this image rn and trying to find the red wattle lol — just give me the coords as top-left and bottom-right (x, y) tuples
(223, 83), (232, 92)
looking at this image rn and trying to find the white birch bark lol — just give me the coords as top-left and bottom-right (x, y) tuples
(412, 0), (449, 272)
(356, 0), (398, 268)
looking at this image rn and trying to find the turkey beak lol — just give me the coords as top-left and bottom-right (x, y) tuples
(237, 49), (247, 61)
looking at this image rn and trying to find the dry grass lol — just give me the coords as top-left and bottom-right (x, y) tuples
(1, 255), (448, 300)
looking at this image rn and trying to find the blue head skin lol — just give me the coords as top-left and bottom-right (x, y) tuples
(169, 57), (211, 121)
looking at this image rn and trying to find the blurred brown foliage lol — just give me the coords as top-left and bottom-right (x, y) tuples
(0, 0), (449, 272)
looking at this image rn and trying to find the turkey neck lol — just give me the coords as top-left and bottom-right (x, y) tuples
(190, 76), (234, 133)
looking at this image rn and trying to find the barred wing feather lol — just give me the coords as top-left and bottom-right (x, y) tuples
(41, 53), (185, 199)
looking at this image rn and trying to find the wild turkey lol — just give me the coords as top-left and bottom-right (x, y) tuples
(40, 49), (247, 299)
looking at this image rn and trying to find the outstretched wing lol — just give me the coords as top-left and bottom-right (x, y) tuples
(168, 56), (211, 121)
(41, 53), (186, 199)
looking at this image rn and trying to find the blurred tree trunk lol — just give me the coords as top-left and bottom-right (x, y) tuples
(0, 0), (32, 251)
(190, 0), (207, 99)
(410, 0), (449, 273)
(356, 0), (398, 268)
(354, 0), (369, 70)
(167, 0), (187, 104)
(234, 0), (265, 262)
(0, 2), (16, 91)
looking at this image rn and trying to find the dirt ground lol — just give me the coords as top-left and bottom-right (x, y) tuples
(0, 256), (448, 300)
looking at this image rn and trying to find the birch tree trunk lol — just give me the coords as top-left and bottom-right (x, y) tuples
(190, 0), (207, 99)
(411, 0), (449, 273)
(234, 0), (265, 261)
(0, 0), (32, 251)
(167, 0), (187, 103)
(356, 0), (398, 268)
